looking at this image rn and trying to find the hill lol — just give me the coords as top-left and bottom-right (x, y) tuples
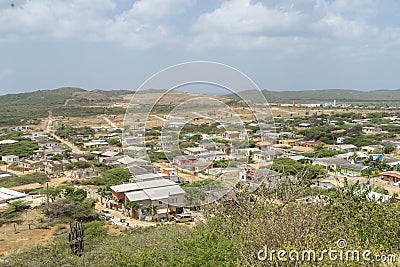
(0, 87), (134, 106)
(226, 89), (400, 103)
(0, 88), (133, 126)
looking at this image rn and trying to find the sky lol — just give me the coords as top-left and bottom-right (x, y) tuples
(1, 0), (400, 95)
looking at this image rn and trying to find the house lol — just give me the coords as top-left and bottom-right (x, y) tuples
(71, 169), (99, 180)
(253, 149), (284, 162)
(277, 139), (302, 147)
(239, 129), (254, 140)
(220, 131), (240, 140)
(0, 188), (28, 204)
(334, 151), (368, 163)
(362, 127), (382, 134)
(382, 138), (400, 149)
(384, 157), (400, 168)
(182, 147), (208, 155)
(381, 171), (400, 183)
(197, 152), (228, 162)
(38, 141), (59, 149)
(44, 161), (64, 174)
(83, 141), (109, 149)
(1, 155), (19, 163)
(18, 159), (44, 171)
(9, 183), (42, 192)
(30, 132), (48, 141)
(279, 132), (296, 138)
(301, 141), (326, 148)
(256, 141), (272, 148)
(166, 122), (186, 128)
(313, 157), (368, 177)
(172, 155), (197, 166)
(239, 166), (284, 186)
(44, 147), (66, 157)
(361, 145), (384, 152)
(110, 179), (185, 208)
(327, 144), (357, 152)
(290, 146), (314, 154)
(0, 139), (18, 145)
(299, 123), (312, 128)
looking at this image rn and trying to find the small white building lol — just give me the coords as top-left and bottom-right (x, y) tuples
(1, 155), (19, 163)
(362, 127), (381, 134)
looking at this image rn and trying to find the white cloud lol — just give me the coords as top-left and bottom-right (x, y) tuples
(0, 0), (400, 56)
(0, 0), (194, 48)
(101, 0), (195, 48)
(188, 0), (400, 60)
(0, 0), (116, 41)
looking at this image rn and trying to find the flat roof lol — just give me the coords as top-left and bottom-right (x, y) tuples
(0, 187), (27, 203)
(111, 178), (177, 193)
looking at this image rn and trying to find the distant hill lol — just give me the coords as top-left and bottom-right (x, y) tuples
(0, 87), (134, 126)
(0, 87), (134, 106)
(226, 89), (400, 103)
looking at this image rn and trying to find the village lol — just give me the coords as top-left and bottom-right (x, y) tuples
(1, 101), (400, 255)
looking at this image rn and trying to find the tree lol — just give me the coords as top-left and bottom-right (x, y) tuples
(47, 186), (62, 202)
(349, 151), (358, 164)
(127, 201), (140, 218)
(362, 167), (374, 179)
(64, 187), (87, 202)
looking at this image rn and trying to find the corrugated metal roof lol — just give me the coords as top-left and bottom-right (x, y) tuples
(0, 187), (27, 202)
(145, 185), (185, 200)
(125, 190), (149, 202)
(110, 178), (177, 193)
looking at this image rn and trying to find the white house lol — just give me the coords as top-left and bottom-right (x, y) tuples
(362, 127), (381, 134)
(1, 155), (19, 163)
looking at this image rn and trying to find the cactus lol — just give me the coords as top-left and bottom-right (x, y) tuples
(68, 221), (84, 255)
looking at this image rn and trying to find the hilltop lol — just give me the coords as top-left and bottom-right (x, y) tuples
(0, 88), (133, 126)
(0, 87), (133, 106)
(226, 88), (400, 103)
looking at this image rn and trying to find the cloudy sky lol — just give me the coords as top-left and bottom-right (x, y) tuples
(0, 0), (400, 94)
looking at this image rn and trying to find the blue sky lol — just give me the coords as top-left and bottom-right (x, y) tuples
(0, 0), (400, 94)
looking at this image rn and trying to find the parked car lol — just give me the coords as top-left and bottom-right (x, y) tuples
(112, 217), (129, 227)
(174, 214), (193, 223)
(100, 210), (113, 220)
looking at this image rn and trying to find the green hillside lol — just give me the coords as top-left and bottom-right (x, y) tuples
(0, 87), (132, 126)
(227, 89), (400, 103)
(0, 87), (85, 106)
(3, 183), (400, 266)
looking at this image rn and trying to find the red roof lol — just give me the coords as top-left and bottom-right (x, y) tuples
(9, 183), (42, 191)
(302, 141), (326, 145)
(381, 171), (400, 179)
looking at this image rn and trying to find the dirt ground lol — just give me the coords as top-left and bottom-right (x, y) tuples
(0, 208), (54, 256)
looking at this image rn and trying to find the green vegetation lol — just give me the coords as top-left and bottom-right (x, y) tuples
(4, 181), (400, 266)
(343, 136), (380, 147)
(0, 173), (48, 188)
(64, 161), (92, 170)
(55, 125), (95, 139)
(82, 167), (131, 186)
(0, 132), (39, 157)
(0, 200), (30, 227)
(270, 158), (327, 180)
